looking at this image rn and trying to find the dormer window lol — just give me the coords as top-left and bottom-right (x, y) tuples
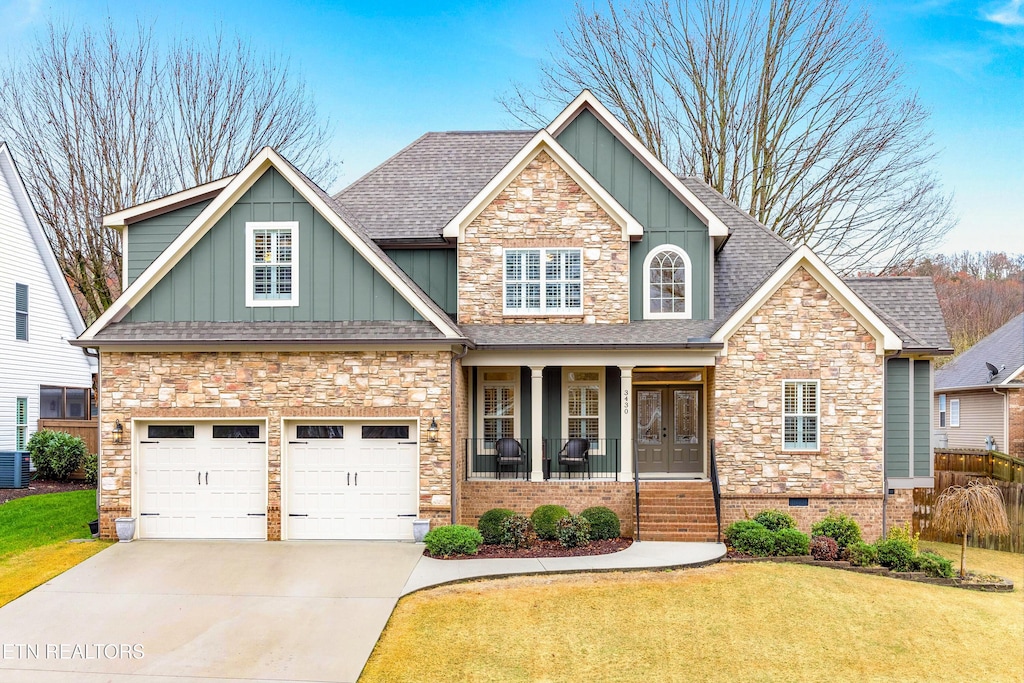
(643, 245), (691, 319)
(245, 222), (298, 307)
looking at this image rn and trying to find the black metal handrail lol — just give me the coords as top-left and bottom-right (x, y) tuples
(710, 439), (722, 543)
(543, 438), (620, 480)
(464, 438), (532, 480)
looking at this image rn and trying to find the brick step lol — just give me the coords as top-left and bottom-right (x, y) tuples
(638, 498), (715, 506)
(637, 502), (716, 510)
(641, 533), (720, 542)
(640, 516), (718, 525)
(637, 523), (719, 533)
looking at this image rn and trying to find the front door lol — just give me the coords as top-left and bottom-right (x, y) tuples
(635, 386), (703, 474)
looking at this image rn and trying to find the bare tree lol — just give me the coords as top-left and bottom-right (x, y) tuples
(0, 21), (337, 322)
(503, 0), (954, 273)
(933, 479), (1010, 578)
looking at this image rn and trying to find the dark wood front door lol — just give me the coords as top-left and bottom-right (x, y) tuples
(635, 386), (702, 474)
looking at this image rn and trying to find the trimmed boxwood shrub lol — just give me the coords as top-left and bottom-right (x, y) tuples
(753, 509), (796, 532)
(478, 508), (515, 545)
(423, 525), (483, 557)
(731, 525), (776, 556)
(724, 520), (764, 548)
(876, 537), (915, 572)
(911, 551), (954, 578)
(773, 528), (810, 556)
(844, 541), (879, 567)
(556, 514), (592, 548)
(811, 512), (862, 550)
(810, 535), (839, 561)
(501, 514), (536, 549)
(27, 430), (87, 481)
(580, 506), (620, 540)
(531, 505), (571, 540)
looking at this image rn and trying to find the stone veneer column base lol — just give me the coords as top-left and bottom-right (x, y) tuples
(720, 494), (885, 542)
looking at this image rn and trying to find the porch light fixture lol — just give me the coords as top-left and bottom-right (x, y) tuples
(427, 418), (439, 442)
(113, 420), (124, 444)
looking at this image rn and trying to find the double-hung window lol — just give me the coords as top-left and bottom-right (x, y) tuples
(504, 248), (582, 315)
(566, 369), (602, 445)
(246, 222), (298, 307)
(481, 370), (517, 446)
(15, 283), (28, 340)
(938, 394), (947, 427)
(949, 398), (960, 428)
(783, 380), (819, 451)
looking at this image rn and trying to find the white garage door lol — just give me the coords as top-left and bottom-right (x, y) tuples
(286, 422), (419, 540)
(138, 423), (267, 539)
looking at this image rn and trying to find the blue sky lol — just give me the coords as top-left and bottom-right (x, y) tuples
(1, 0), (1021, 255)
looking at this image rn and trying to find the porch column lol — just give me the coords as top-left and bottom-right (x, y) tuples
(620, 366), (634, 479)
(530, 366), (545, 481)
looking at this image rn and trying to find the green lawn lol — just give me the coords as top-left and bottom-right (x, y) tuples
(0, 490), (112, 607)
(362, 542), (1023, 682)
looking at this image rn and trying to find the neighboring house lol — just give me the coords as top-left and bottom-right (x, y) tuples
(76, 92), (951, 542)
(934, 313), (1024, 457)
(0, 142), (95, 452)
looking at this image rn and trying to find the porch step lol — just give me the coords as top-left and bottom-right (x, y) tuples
(637, 480), (720, 542)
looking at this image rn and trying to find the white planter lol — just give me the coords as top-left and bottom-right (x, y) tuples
(412, 519), (431, 543)
(115, 517), (136, 542)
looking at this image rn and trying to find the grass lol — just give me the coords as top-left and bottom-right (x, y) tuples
(362, 541), (1023, 682)
(0, 490), (112, 607)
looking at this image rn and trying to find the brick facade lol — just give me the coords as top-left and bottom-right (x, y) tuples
(457, 150), (630, 325)
(720, 494), (885, 542)
(98, 349), (452, 539)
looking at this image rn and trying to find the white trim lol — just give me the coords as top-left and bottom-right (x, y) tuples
(121, 227), (129, 291)
(642, 244), (693, 319)
(464, 350), (720, 367)
(888, 476), (934, 489)
(442, 130), (642, 242)
(949, 398), (960, 427)
(476, 367), (521, 445)
(545, 91), (729, 239)
(80, 147), (462, 341)
(1003, 365), (1024, 384)
(712, 245), (902, 355)
(502, 247), (583, 315)
(244, 222), (300, 308)
(782, 379), (820, 452)
(102, 177), (233, 227)
(561, 367), (606, 447)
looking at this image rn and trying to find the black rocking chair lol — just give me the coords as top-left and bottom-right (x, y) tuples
(494, 438), (526, 480)
(558, 438), (591, 478)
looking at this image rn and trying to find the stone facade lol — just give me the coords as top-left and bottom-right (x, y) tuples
(1009, 388), (1023, 458)
(457, 150), (630, 325)
(98, 349), (452, 539)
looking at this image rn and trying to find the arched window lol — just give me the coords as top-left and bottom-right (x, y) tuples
(643, 245), (692, 319)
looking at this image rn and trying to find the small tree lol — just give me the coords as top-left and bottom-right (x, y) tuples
(932, 479), (1011, 578)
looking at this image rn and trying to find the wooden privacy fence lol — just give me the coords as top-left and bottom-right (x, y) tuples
(36, 419), (98, 481)
(933, 448), (1024, 483)
(914, 470), (1023, 554)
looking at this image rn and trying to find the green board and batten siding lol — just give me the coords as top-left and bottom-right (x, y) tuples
(126, 200), (211, 286)
(885, 357), (934, 480)
(555, 109), (711, 321)
(124, 168), (421, 323)
(385, 249), (458, 317)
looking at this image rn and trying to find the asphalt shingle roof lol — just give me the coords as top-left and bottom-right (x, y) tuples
(935, 313), (1024, 388)
(844, 277), (953, 352)
(334, 130), (536, 242)
(462, 320), (722, 349)
(89, 321), (452, 345)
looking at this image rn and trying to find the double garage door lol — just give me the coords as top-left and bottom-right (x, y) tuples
(137, 421), (418, 540)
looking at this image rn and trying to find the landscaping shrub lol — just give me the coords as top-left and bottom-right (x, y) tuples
(773, 528), (810, 556)
(731, 525), (776, 556)
(876, 537), (914, 572)
(580, 506), (620, 540)
(478, 508), (515, 545)
(27, 430), (86, 481)
(811, 512), (862, 550)
(556, 514), (592, 548)
(810, 535), (839, 561)
(844, 541), (879, 567)
(83, 454), (98, 487)
(500, 514), (536, 550)
(531, 505), (571, 540)
(423, 525), (482, 557)
(886, 521), (920, 554)
(724, 520), (764, 548)
(753, 509), (796, 532)
(911, 551), (954, 578)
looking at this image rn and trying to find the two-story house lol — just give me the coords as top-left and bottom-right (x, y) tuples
(75, 92), (951, 542)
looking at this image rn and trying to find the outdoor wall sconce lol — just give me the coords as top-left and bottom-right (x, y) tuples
(427, 417), (439, 442)
(113, 420), (124, 444)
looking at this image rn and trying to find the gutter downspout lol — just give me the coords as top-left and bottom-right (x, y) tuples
(451, 344), (469, 525)
(82, 347), (101, 524)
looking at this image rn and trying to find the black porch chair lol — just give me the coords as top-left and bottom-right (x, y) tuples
(558, 438), (591, 478)
(494, 438), (526, 480)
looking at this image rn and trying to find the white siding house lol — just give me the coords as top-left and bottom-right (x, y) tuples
(0, 142), (94, 452)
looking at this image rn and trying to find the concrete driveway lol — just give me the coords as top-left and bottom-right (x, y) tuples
(0, 540), (423, 683)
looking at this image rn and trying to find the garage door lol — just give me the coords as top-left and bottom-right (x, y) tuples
(138, 423), (267, 539)
(286, 422), (419, 540)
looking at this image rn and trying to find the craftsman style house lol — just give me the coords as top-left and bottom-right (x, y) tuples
(76, 92), (951, 542)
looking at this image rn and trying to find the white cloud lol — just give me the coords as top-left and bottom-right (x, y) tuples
(984, 0), (1024, 26)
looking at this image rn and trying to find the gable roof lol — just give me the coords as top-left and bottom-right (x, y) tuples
(935, 313), (1024, 389)
(845, 277), (953, 353)
(102, 176), (233, 228)
(0, 142), (86, 335)
(335, 131), (535, 242)
(79, 147), (464, 344)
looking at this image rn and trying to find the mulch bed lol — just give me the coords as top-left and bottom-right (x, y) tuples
(429, 538), (632, 560)
(0, 479), (94, 505)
